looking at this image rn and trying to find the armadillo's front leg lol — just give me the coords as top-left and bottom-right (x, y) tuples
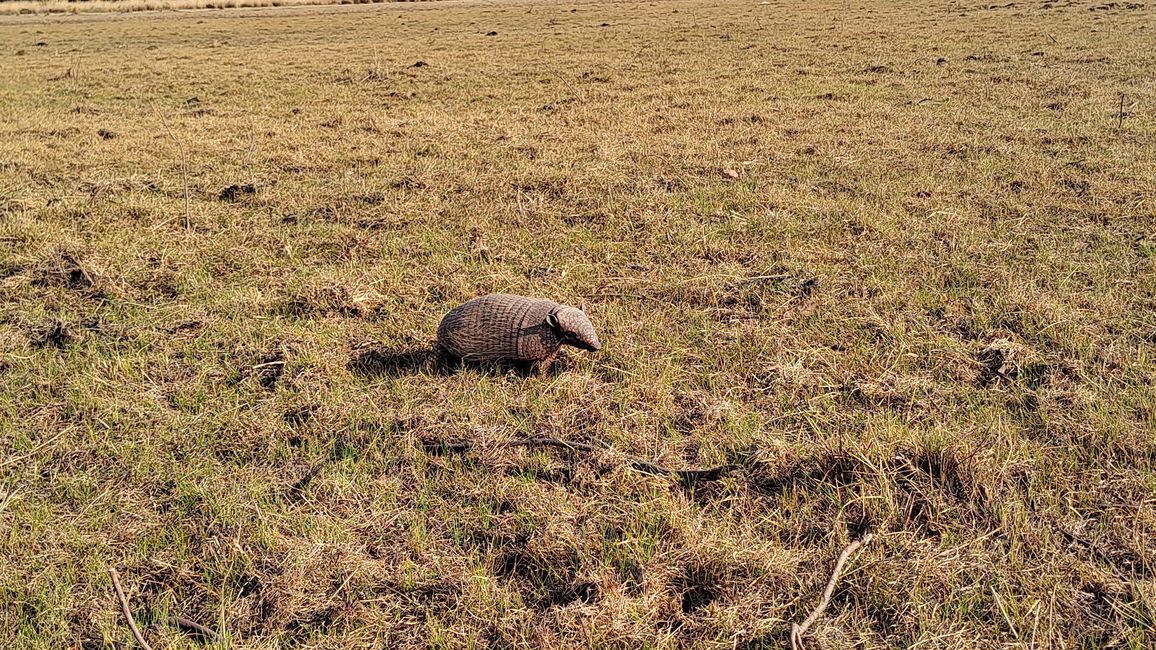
(532, 350), (559, 375)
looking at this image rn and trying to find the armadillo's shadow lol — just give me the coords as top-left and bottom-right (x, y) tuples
(347, 346), (570, 378)
(347, 346), (447, 378)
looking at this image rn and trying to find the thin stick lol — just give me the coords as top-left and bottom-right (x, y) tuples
(790, 534), (873, 650)
(108, 568), (155, 650)
(178, 142), (190, 230)
(242, 122), (257, 188)
(1118, 93), (1125, 130)
(250, 360), (285, 370)
(154, 106), (191, 230)
(168, 614), (217, 640)
(243, 124), (257, 169)
(424, 436), (738, 484)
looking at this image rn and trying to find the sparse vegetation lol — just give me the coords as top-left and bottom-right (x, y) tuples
(1, 0), (1154, 648)
(0, 0), (428, 17)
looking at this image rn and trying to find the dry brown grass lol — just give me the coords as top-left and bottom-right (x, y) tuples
(1, 0), (1154, 648)
(0, 0), (429, 17)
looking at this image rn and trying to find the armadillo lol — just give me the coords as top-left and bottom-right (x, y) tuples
(436, 293), (601, 371)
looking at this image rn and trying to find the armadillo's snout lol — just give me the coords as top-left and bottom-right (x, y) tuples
(555, 307), (602, 353)
(576, 336), (602, 353)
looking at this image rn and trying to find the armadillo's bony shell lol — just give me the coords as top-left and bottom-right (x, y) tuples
(436, 294), (565, 362)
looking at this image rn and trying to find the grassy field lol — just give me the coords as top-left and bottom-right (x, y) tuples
(1, 0), (1154, 647)
(0, 0), (433, 18)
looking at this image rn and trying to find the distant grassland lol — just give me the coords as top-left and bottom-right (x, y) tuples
(0, 0), (429, 17)
(1, 0), (1154, 648)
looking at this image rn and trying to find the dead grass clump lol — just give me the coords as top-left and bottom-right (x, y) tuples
(227, 344), (291, 391)
(668, 271), (819, 321)
(137, 270), (182, 302)
(387, 579), (463, 625)
(30, 318), (74, 349)
(673, 389), (734, 434)
(892, 445), (997, 537)
(29, 251), (94, 293)
(750, 439), (1000, 544)
(243, 545), (365, 636)
(78, 176), (161, 206)
(841, 374), (935, 412)
(749, 448), (865, 497)
(278, 281), (383, 318)
(974, 336), (1039, 386)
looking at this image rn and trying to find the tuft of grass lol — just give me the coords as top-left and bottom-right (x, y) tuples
(1, 0), (1154, 648)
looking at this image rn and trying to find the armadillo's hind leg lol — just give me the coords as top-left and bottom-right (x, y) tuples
(432, 343), (461, 373)
(531, 350), (559, 376)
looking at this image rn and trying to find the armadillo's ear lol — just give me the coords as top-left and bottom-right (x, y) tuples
(545, 312), (560, 329)
(580, 302), (587, 313)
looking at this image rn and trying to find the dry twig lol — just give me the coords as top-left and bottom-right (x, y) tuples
(790, 534), (874, 650)
(108, 568), (155, 650)
(168, 614), (217, 641)
(242, 123), (257, 175)
(154, 107), (191, 230)
(177, 143), (190, 229)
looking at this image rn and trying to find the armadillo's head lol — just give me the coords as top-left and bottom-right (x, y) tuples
(546, 306), (602, 352)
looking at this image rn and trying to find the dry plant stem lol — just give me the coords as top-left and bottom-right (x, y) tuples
(178, 142), (190, 230)
(790, 534), (874, 650)
(168, 614), (217, 640)
(108, 568), (155, 650)
(243, 124), (257, 186)
(155, 107), (191, 229)
(250, 360), (285, 370)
